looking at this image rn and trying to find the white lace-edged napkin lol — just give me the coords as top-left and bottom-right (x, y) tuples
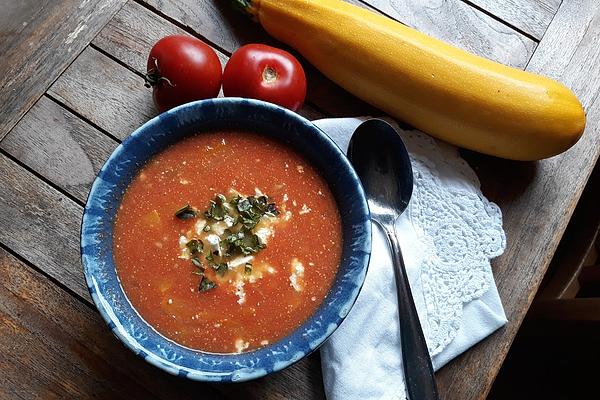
(313, 118), (507, 400)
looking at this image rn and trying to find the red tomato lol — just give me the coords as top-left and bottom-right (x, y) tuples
(146, 35), (222, 112)
(223, 44), (307, 111)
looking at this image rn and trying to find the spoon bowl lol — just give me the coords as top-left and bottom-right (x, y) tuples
(348, 119), (413, 224)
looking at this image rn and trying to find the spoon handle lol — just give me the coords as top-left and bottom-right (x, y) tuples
(385, 226), (439, 400)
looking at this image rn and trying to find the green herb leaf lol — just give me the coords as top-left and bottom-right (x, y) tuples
(191, 257), (203, 268)
(245, 263), (252, 275)
(199, 277), (217, 292)
(214, 263), (228, 276)
(204, 194), (230, 221)
(175, 204), (197, 220)
(186, 239), (203, 255)
(265, 202), (279, 216)
(203, 224), (211, 232)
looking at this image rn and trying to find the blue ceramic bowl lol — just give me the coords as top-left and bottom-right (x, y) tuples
(81, 98), (371, 382)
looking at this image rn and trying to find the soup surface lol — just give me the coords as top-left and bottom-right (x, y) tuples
(113, 131), (342, 353)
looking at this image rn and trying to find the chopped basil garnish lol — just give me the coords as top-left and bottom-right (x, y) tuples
(191, 257), (203, 268)
(215, 263), (228, 276)
(175, 204), (197, 220)
(204, 194), (229, 221)
(199, 277), (217, 292)
(186, 239), (203, 255)
(177, 191), (279, 293)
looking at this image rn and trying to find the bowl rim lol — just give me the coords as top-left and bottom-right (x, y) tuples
(80, 97), (371, 382)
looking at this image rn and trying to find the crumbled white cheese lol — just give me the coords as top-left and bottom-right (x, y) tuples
(266, 265), (276, 274)
(296, 165), (304, 173)
(235, 339), (250, 353)
(211, 221), (226, 235)
(292, 200), (297, 207)
(308, 262), (315, 266)
(234, 280), (246, 305)
(299, 204), (312, 215)
(224, 214), (236, 227)
(205, 234), (222, 256)
(283, 210), (292, 221)
(229, 255), (254, 269)
(283, 193), (289, 202)
(221, 138), (226, 145)
(289, 258), (305, 292)
(178, 235), (190, 259)
(168, 298), (173, 304)
(260, 340), (269, 346)
(194, 219), (207, 235)
(255, 226), (274, 244)
(179, 178), (190, 185)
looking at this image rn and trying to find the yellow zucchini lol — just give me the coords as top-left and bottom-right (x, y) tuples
(234, 0), (586, 160)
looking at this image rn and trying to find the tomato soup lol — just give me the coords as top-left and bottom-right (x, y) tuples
(113, 131), (342, 353)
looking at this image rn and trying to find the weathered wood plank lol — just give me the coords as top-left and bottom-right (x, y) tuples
(0, 0), (126, 139)
(94, 0), (366, 117)
(465, 0), (560, 40)
(142, 0), (536, 68)
(437, 0), (600, 398)
(0, 96), (118, 203)
(94, 0), (228, 73)
(363, 0), (536, 68)
(0, 153), (87, 300)
(0, 247), (225, 400)
(48, 46), (157, 141)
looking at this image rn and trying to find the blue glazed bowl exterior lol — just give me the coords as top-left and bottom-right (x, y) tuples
(80, 98), (371, 382)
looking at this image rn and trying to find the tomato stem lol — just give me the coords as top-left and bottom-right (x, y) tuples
(144, 58), (175, 88)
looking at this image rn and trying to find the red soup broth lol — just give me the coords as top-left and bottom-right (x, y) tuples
(113, 131), (342, 353)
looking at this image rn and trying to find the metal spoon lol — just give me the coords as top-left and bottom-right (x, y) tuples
(348, 119), (439, 400)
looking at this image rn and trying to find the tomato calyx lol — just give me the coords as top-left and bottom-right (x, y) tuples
(144, 58), (175, 88)
(262, 66), (278, 84)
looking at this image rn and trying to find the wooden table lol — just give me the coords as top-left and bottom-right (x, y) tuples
(1, 0), (599, 398)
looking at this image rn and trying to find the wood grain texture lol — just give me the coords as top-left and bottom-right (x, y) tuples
(0, 96), (117, 203)
(0, 247), (226, 400)
(364, 0), (537, 68)
(0, 153), (88, 300)
(0, 0), (126, 139)
(436, 0), (600, 398)
(466, 0), (560, 39)
(48, 46), (157, 140)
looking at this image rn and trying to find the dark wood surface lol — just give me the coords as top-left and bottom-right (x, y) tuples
(1, 0), (599, 399)
(0, 0), (127, 139)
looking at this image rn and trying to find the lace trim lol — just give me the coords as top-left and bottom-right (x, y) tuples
(401, 129), (506, 355)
